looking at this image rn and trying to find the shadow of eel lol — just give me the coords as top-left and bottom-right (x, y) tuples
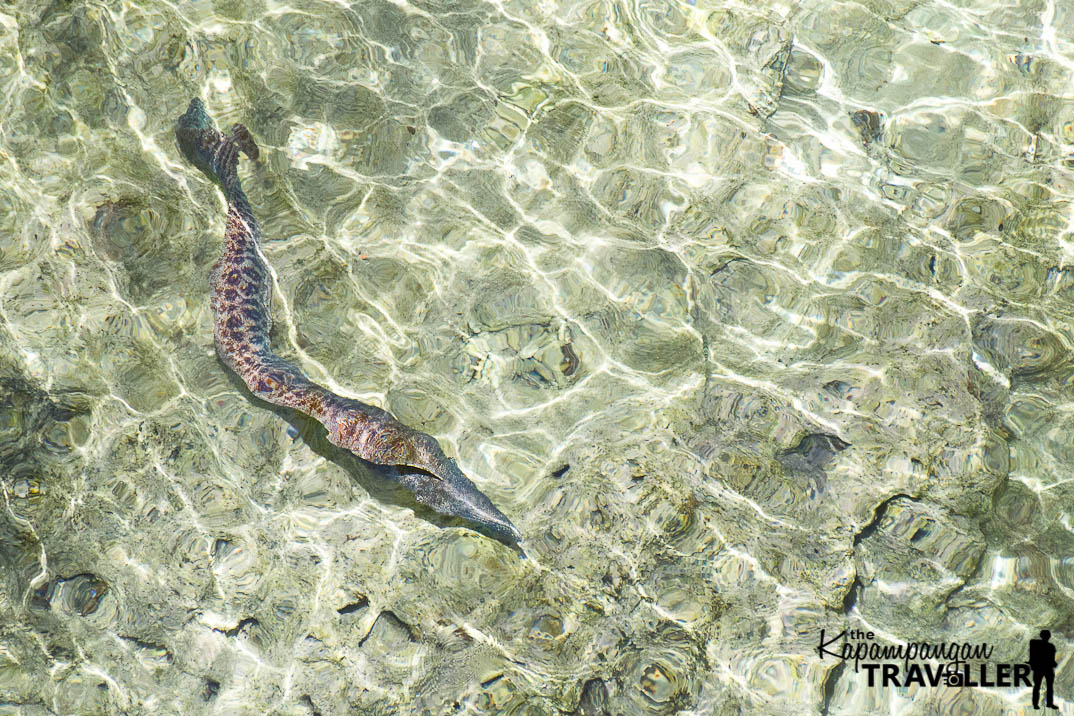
(176, 98), (521, 545)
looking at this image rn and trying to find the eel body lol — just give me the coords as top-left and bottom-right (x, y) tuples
(176, 98), (520, 544)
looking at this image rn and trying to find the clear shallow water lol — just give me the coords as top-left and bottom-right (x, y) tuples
(1, 0), (1074, 714)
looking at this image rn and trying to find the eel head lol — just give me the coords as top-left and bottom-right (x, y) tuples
(396, 451), (523, 546)
(329, 415), (522, 545)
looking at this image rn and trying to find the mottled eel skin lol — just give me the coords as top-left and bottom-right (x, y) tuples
(176, 99), (520, 544)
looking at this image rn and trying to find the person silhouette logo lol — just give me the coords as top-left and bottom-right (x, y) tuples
(1028, 629), (1059, 710)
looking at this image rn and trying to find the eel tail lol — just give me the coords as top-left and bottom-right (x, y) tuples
(176, 98), (258, 193)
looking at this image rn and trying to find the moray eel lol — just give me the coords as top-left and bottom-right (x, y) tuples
(176, 98), (521, 545)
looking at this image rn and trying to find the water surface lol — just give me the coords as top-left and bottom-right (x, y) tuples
(2, 0), (1074, 714)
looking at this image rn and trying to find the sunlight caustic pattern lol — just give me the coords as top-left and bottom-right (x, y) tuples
(1, 0), (1074, 714)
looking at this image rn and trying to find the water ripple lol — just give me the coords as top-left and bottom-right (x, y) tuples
(2, 0), (1074, 713)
